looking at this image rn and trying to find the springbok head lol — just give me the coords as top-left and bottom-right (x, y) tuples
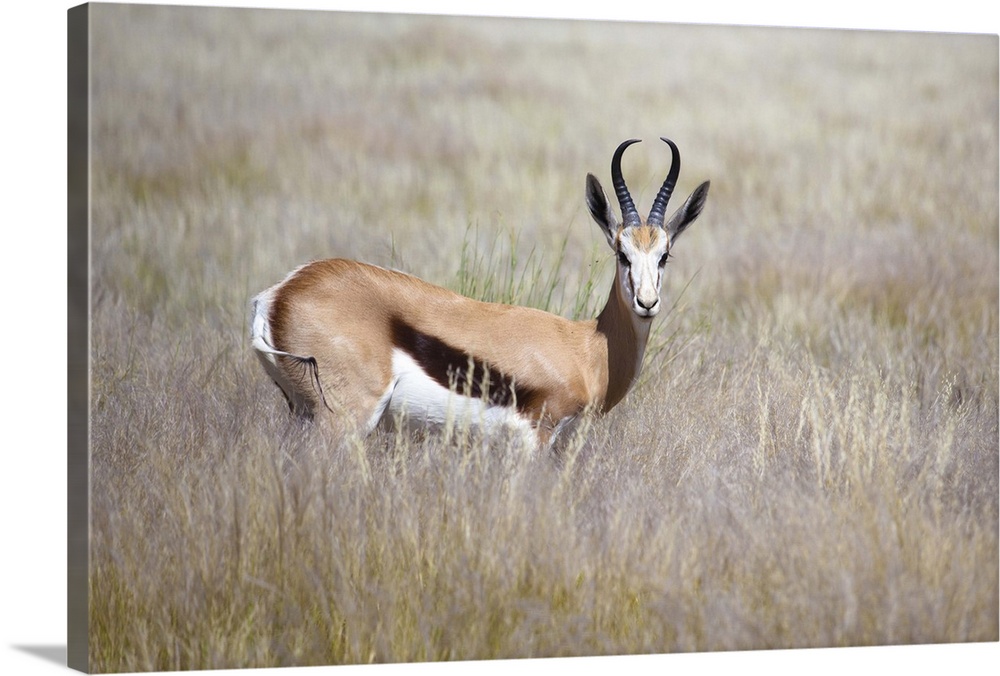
(586, 137), (710, 318)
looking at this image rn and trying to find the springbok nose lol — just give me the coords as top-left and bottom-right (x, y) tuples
(637, 296), (658, 311)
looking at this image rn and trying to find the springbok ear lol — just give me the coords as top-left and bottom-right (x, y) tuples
(586, 173), (619, 249)
(664, 180), (710, 245)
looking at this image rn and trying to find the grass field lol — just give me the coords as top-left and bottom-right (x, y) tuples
(86, 5), (998, 672)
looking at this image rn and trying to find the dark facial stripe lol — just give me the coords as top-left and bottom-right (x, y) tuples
(390, 317), (536, 411)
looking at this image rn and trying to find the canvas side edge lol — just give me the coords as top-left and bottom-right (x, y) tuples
(67, 3), (91, 673)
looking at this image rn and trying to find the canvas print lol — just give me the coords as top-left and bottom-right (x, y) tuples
(68, 2), (999, 673)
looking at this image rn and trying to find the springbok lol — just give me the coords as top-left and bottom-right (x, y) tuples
(250, 137), (709, 448)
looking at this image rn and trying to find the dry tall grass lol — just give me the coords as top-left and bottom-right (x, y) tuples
(87, 5), (998, 672)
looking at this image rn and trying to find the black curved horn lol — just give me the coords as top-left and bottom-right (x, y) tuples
(647, 137), (681, 228)
(611, 139), (642, 227)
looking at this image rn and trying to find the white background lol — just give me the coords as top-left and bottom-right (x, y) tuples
(1, 2), (997, 675)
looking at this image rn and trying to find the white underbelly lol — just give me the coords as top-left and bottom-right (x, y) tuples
(373, 349), (537, 446)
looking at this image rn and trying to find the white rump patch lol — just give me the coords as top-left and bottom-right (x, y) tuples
(249, 289), (279, 362)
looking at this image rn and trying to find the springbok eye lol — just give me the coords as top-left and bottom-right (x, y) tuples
(659, 252), (671, 268)
(617, 250), (630, 267)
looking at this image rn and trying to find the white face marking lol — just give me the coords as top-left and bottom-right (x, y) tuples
(616, 226), (670, 318)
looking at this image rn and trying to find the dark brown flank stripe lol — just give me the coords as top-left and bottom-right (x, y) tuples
(390, 317), (536, 412)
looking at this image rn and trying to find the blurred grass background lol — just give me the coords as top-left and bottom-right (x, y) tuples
(87, 4), (997, 672)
